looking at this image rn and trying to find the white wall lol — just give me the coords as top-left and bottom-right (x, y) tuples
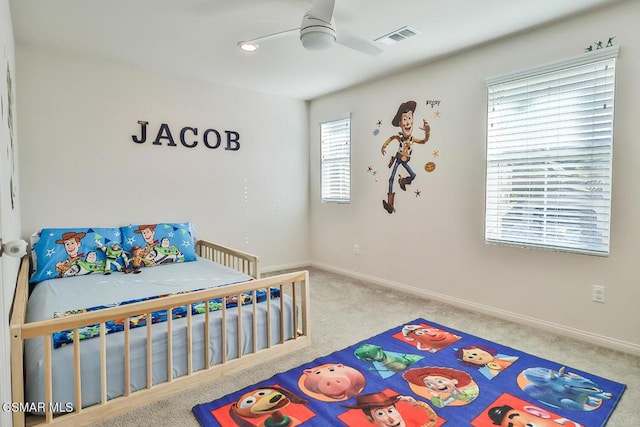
(310, 0), (640, 353)
(16, 47), (310, 269)
(0, 0), (21, 308)
(1, 0), (23, 423)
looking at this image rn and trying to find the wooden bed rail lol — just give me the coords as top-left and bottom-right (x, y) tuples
(19, 272), (308, 339)
(9, 256), (30, 427)
(196, 240), (260, 279)
(10, 242), (309, 427)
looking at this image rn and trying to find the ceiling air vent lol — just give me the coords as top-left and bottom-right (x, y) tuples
(374, 26), (420, 45)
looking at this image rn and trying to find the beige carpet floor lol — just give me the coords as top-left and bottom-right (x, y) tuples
(89, 266), (638, 426)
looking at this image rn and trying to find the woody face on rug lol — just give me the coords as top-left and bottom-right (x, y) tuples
(342, 392), (438, 427)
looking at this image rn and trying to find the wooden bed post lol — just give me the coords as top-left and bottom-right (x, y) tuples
(300, 270), (310, 338)
(10, 257), (30, 427)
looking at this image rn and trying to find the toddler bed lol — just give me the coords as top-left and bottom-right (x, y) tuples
(10, 224), (310, 427)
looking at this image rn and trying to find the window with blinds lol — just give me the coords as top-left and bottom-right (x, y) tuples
(485, 48), (618, 256)
(321, 117), (351, 203)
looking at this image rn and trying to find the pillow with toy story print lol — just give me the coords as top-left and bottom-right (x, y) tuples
(30, 227), (124, 283)
(119, 222), (197, 268)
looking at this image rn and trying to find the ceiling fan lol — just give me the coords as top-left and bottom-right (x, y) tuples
(238, 0), (383, 56)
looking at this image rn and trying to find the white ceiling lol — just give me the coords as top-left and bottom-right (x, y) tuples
(9, 0), (622, 100)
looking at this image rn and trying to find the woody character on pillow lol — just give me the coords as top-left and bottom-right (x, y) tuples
(55, 231), (104, 277)
(55, 231), (86, 277)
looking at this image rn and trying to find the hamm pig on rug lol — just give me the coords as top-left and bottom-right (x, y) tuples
(192, 318), (625, 426)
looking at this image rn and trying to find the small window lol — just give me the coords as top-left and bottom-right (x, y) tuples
(321, 117), (351, 203)
(485, 48), (618, 256)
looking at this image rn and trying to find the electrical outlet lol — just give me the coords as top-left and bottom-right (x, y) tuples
(592, 285), (605, 303)
(354, 244), (360, 255)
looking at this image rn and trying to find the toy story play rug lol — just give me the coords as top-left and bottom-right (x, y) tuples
(192, 318), (626, 427)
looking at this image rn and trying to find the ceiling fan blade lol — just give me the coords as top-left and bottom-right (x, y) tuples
(308, 0), (335, 23)
(336, 29), (383, 56)
(240, 27), (299, 45)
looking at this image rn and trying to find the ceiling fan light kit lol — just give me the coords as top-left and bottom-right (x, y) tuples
(300, 22), (336, 51)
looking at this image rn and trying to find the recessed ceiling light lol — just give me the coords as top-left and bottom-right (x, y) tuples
(238, 41), (258, 52)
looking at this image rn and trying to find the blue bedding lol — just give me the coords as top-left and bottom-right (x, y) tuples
(24, 257), (295, 412)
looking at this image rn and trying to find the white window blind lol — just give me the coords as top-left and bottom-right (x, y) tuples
(485, 48), (618, 256)
(321, 117), (351, 203)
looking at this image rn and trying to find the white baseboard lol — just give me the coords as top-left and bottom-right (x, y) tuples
(262, 260), (312, 275)
(311, 261), (640, 357)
